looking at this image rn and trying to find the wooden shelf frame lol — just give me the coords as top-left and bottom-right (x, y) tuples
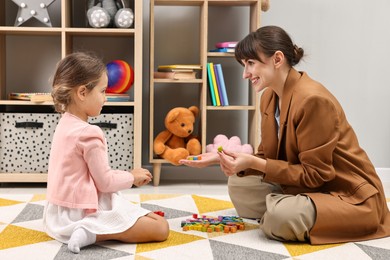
(0, 0), (143, 182)
(149, 0), (261, 186)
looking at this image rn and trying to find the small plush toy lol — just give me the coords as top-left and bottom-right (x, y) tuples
(206, 134), (253, 154)
(87, 0), (134, 28)
(261, 0), (270, 12)
(154, 106), (201, 165)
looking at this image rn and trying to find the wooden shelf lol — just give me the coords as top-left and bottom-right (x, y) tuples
(149, 0), (261, 186)
(0, 0), (143, 182)
(0, 174), (47, 183)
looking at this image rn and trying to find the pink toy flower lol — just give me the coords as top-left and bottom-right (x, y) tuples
(206, 134), (253, 154)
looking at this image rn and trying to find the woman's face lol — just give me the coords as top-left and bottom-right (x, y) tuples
(241, 53), (276, 93)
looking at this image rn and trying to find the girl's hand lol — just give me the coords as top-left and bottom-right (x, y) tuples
(131, 168), (152, 187)
(179, 152), (219, 168)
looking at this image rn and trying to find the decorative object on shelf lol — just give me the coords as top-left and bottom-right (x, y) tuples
(262, 0), (270, 12)
(106, 60), (134, 94)
(86, 0), (134, 28)
(12, 0), (55, 27)
(153, 106), (201, 165)
(206, 134), (253, 154)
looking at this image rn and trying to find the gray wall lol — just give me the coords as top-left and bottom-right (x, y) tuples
(259, 0), (390, 167)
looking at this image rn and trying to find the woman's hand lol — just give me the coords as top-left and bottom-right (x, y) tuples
(179, 152), (219, 168)
(131, 168), (153, 187)
(218, 149), (255, 176)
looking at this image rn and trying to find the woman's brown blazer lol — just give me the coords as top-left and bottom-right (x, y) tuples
(243, 68), (390, 244)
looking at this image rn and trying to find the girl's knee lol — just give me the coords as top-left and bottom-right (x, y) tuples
(153, 218), (169, 241)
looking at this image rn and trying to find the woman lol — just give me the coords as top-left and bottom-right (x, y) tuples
(180, 25), (390, 244)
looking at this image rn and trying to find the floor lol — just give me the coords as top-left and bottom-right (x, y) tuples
(1, 179), (390, 260)
(0, 179), (389, 197)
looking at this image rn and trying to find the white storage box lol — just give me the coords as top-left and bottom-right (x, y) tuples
(0, 112), (133, 173)
(0, 113), (60, 173)
(89, 113), (134, 170)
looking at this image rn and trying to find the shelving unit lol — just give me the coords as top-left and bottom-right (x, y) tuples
(149, 0), (261, 186)
(0, 0), (143, 182)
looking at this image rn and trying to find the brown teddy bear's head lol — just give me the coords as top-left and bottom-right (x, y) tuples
(165, 106), (199, 138)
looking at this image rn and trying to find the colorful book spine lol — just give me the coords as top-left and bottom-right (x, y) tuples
(215, 64), (229, 106)
(207, 63), (217, 106)
(215, 41), (238, 48)
(209, 62), (221, 106)
(209, 47), (235, 53)
(213, 64), (224, 106)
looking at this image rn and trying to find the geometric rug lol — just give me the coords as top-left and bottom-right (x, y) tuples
(1, 193), (390, 260)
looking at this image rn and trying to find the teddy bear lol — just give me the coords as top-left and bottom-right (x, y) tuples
(206, 134), (253, 154)
(154, 106), (201, 165)
(86, 0), (134, 28)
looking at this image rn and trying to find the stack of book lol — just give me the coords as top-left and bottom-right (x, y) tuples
(106, 93), (130, 102)
(154, 64), (202, 80)
(207, 63), (229, 106)
(9, 92), (52, 103)
(209, 41), (237, 53)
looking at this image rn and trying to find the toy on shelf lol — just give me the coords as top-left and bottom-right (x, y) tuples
(12, 0), (55, 27)
(181, 215), (245, 233)
(106, 60), (134, 94)
(87, 0), (134, 28)
(206, 134), (253, 154)
(153, 106), (201, 165)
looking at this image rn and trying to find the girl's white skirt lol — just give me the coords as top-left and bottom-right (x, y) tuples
(43, 192), (150, 243)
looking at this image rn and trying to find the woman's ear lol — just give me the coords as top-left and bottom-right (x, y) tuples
(273, 51), (285, 68)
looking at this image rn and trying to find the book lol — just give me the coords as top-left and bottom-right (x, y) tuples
(206, 63), (217, 106)
(209, 47), (235, 53)
(215, 64), (229, 106)
(9, 92), (52, 103)
(208, 62), (221, 106)
(157, 64), (202, 71)
(215, 41), (238, 48)
(157, 68), (195, 72)
(106, 93), (130, 102)
(154, 71), (197, 80)
(213, 64), (224, 106)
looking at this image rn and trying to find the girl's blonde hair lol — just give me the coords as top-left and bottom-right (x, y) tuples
(51, 52), (106, 113)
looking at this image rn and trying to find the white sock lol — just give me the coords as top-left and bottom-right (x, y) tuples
(68, 228), (96, 254)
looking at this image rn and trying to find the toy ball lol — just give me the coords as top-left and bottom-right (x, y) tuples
(106, 60), (134, 94)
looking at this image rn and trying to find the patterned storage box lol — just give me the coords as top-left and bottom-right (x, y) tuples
(0, 113), (60, 173)
(0, 112), (133, 173)
(89, 113), (134, 170)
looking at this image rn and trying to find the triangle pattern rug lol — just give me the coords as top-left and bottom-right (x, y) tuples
(1, 193), (390, 260)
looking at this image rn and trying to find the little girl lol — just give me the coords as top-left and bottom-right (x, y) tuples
(43, 52), (169, 254)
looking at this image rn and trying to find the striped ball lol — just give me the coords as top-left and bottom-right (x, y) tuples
(106, 60), (134, 94)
